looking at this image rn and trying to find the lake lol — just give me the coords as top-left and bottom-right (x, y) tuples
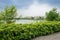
(16, 20), (42, 24)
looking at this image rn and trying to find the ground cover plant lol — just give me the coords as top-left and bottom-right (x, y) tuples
(0, 21), (60, 40)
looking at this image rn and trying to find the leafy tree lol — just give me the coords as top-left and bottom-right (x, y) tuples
(46, 8), (59, 21)
(0, 11), (5, 24)
(0, 12), (4, 20)
(4, 5), (17, 23)
(56, 16), (60, 21)
(0, 5), (17, 23)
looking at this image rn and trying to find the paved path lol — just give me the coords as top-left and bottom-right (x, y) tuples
(32, 32), (60, 40)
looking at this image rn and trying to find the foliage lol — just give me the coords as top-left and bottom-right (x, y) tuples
(46, 8), (59, 21)
(0, 5), (17, 24)
(0, 21), (60, 40)
(55, 15), (60, 21)
(0, 11), (5, 24)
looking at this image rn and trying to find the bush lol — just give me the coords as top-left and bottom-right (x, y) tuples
(0, 21), (60, 40)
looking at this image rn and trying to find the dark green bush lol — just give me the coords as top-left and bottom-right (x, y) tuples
(0, 21), (60, 40)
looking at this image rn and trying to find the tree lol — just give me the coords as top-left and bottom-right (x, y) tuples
(0, 5), (17, 23)
(0, 11), (4, 20)
(46, 8), (59, 21)
(0, 11), (5, 24)
(56, 16), (60, 21)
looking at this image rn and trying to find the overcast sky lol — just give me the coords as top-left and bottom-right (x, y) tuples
(0, 0), (60, 17)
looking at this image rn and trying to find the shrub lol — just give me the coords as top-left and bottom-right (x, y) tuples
(0, 21), (60, 40)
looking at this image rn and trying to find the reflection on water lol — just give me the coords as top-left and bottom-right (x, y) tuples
(16, 20), (41, 24)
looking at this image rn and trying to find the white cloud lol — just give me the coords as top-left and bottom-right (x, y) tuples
(17, 1), (53, 17)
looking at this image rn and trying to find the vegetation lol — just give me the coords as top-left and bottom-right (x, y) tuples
(46, 8), (59, 21)
(0, 22), (60, 40)
(0, 5), (17, 24)
(0, 5), (60, 40)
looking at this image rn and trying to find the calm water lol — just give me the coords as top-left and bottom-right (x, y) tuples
(16, 20), (42, 24)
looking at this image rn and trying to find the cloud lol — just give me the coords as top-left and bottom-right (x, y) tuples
(0, 0), (60, 17)
(17, 1), (53, 17)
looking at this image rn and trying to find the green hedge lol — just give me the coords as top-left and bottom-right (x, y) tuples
(0, 21), (60, 40)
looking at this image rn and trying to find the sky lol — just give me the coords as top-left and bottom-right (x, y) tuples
(0, 0), (60, 17)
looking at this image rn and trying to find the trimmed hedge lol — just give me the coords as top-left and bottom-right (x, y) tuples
(0, 21), (60, 40)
